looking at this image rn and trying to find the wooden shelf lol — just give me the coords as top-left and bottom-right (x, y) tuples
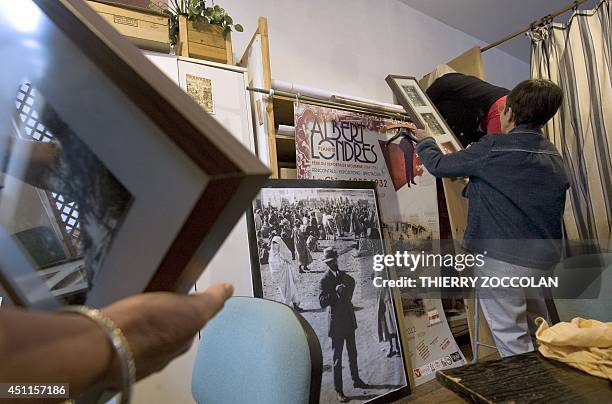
(272, 96), (296, 166)
(275, 134), (296, 164)
(272, 96), (295, 127)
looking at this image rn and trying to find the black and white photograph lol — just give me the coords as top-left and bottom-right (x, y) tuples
(401, 84), (427, 107)
(1, 82), (133, 304)
(420, 112), (446, 136)
(249, 180), (409, 403)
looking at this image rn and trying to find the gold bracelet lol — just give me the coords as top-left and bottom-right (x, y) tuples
(62, 306), (136, 404)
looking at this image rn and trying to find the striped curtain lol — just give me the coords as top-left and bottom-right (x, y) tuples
(530, 0), (611, 244)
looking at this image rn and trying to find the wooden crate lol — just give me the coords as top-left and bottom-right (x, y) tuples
(178, 16), (233, 65)
(87, 0), (170, 53)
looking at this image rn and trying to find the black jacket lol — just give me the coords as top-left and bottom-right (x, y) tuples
(319, 269), (357, 338)
(416, 125), (570, 268)
(426, 73), (509, 147)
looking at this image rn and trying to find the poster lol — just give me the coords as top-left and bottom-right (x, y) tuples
(399, 297), (467, 384)
(295, 104), (438, 239)
(295, 104), (466, 385)
(251, 182), (409, 403)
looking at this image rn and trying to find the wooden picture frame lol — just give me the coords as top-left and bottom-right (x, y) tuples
(0, 0), (269, 309)
(385, 75), (462, 154)
(246, 179), (411, 403)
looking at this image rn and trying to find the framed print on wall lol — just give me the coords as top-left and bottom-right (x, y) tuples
(0, 0), (269, 309)
(385, 75), (462, 154)
(247, 179), (410, 403)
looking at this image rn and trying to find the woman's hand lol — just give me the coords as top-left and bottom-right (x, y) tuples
(0, 283), (234, 403)
(101, 284), (234, 385)
(411, 124), (435, 142)
(396, 122), (433, 142)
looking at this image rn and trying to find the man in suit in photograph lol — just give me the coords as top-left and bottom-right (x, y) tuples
(319, 247), (367, 402)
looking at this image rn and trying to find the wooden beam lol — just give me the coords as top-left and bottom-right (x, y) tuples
(225, 31), (233, 64)
(178, 15), (189, 57)
(258, 17), (279, 178)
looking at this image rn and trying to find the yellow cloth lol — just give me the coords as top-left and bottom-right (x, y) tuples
(535, 317), (612, 381)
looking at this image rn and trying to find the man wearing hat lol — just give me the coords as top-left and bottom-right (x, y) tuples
(319, 247), (367, 402)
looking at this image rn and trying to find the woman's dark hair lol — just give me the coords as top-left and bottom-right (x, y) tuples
(505, 79), (563, 129)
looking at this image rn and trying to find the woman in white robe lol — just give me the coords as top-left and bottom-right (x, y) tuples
(268, 236), (302, 311)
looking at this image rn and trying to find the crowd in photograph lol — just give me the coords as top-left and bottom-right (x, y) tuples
(253, 198), (381, 272)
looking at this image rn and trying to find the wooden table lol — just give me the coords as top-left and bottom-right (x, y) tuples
(436, 351), (611, 403)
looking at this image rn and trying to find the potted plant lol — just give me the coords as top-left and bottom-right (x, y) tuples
(151, 0), (243, 64)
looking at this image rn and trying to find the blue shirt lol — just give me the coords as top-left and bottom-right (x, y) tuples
(416, 125), (570, 268)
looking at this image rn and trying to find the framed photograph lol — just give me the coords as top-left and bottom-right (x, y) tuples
(0, 0), (269, 309)
(420, 112), (446, 136)
(247, 179), (410, 403)
(385, 75), (462, 154)
(400, 83), (427, 107)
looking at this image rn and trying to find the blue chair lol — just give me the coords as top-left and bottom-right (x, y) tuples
(192, 297), (322, 404)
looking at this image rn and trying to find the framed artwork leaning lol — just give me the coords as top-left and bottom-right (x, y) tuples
(385, 75), (462, 154)
(0, 0), (269, 309)
(247, 179), (411, 403)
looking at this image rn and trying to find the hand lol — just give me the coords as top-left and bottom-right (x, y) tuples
(413, 124), (434, 142)
(336, 284), (346, 295)
(101, 283), (234, 385)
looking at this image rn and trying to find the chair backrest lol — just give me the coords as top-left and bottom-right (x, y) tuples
(192, 297), (322, 404)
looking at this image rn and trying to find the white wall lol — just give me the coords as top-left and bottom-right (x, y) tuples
(226, 0), (529, 99)
(133, 1), (529, 403)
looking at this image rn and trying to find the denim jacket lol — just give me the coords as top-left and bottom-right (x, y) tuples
(416, 125), (570, 268)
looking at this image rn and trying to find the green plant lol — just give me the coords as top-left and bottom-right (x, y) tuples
(150, 0), (244, 46)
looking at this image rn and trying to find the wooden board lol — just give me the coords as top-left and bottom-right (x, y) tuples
(437, 351), (612, 403)
(188, 23), (226, 48)
(87, 0), (170, 53)
(419, 46), (485, 88)
(187, 42), (228, 64)
(257, 18), (277, 178)
(239, 17), (277, 177)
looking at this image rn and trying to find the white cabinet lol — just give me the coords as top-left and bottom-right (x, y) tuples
(143, 51), (179, 84)
(144, 52), (256, 297)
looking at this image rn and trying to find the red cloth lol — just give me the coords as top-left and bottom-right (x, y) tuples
(379, 142), (406, 191)
(481, 95), (507, 134)
(378, 141), (423, 191)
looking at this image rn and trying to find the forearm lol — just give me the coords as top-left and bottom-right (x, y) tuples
(416, 138), (462, 177)
(0, 308), (115, 403)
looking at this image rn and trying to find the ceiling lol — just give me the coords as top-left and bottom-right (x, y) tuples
(399, 0), (599, 62)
